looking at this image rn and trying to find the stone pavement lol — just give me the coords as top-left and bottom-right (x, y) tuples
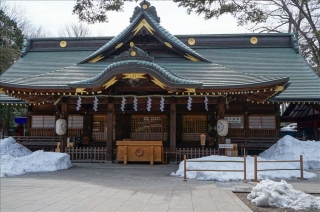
(1, 163), (319, 212)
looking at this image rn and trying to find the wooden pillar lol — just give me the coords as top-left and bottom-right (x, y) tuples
(297, 122), (301, 138)
(4, 105), (11, 136)
(276, 113), (280, 138)
(106, 98), (114, 161)
(244, 113), (248, 138)
(314, 119), (318, 141)
(217, 97), (226, 155)
(61, 98), (69, 153)
(275, 104), (281, 138)
(170, 98), (176, 154)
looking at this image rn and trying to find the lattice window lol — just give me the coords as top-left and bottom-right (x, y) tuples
(225, 116), (244, 129)
(249, 116), (275, 129)
(131, 115), (168, 141)
(182, 115), (208, 141)
(31, 116), (55, 128)
(92, 115), (107, 140)
(68, 116), (83, 129)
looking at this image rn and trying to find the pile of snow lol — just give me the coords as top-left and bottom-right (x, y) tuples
(259, 135), (320, 169)
(248, 179), (320, 210)
(172, 135), (319, 181)
(280, 126), (296, 131)
(171, 155), (316, 181)
(0, 137), (71, 177)
(0, 137), (32, 157)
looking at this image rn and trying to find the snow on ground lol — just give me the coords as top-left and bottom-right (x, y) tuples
(248, 179), (320, 210)
(171, 155), (316, 181)
(172, 135), (319, 181)
(0, 137), (72, 177)
(0, 137), (32, 157)
(259, 135), (320, 170)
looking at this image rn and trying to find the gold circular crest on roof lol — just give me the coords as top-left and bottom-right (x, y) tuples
(250, 37), (258, 44)
(142, 4), (148, 9)
(130, 42), (134, 47)
(60, 41), (67, 48)
(188, 38), (195, 45)
(131, 51), (136, 57)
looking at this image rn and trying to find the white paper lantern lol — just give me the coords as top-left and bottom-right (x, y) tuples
(217, 119), (228, 137)
(56, 118), (67, 135)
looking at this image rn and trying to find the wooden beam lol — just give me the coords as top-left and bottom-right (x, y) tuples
(61, 97), (69, 153)
(217, 97), (226, 155)
(106, 98), (114, 161)
(170, 98), (176, 156)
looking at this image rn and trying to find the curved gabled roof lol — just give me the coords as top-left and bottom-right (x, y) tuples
(79, 1), (211, 64)
(69, 60), (203, 88)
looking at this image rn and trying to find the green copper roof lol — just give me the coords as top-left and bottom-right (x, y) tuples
(79, 1), (211, 63)
(69, 60), (202, 88)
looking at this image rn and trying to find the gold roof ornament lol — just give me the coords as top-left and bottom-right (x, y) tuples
(115, 43), (123, 49)
(142, 4), (148, 9)
(151, 78), (165, 89)
(88, 54), (104, 63)
(131, 51), (137, 57)
(188, 38), (195, 45)
(275, 86), (284, 92)
(60, 41), (67, 48)
(76, 88), (86, 93)
(132, 19), (155, 35)
(184, 53), (200, 62)
(164, 42), (172, 48)
(130, 42), (134, 47)
(103, 77), (118, 89)
(123, 73), (146, 79)
(185, 88), (195, 93)
(250, 37), (258, 44)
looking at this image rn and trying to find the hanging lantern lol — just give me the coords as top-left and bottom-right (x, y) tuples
(56, 118), (67, 136)
(217, 119), (228, 137)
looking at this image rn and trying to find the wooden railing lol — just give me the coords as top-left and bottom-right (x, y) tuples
(65, 147), (107, 162)
(252, 155), (307, 182)
(248, 129), (277, 137)
(4, 136), (59, 146)
(183, 155), (247, 182)
(164, 148), (218, 163)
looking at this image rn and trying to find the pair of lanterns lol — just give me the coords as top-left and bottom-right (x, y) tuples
(56, 118), (228, 137)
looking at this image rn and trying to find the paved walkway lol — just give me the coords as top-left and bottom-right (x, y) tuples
(1, 163), (319, 212)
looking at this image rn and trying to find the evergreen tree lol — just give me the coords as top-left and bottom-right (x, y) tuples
(0, 9), (24, 75)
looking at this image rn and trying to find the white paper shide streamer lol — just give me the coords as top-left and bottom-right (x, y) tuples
(121, 95), (126, 112)
(204, 95), (208, 111)
(187, 96), (192, 111)
(93, 97), (98, 112)
(160, 95), (165, 112)
(147, 96), (152, 112)
(76, 96), (82, 111)
(133, 95), (138, 111)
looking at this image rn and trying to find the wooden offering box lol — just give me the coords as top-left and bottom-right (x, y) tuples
(116, 141), (164, 165)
